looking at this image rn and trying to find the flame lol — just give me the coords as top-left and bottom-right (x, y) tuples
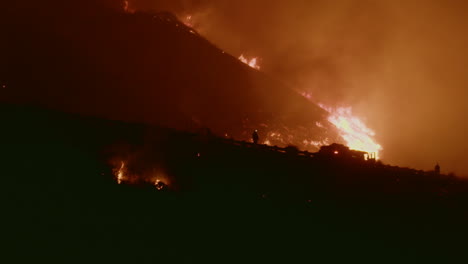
(304, 139), (330, 148)
(297, 91), (382, 157)
(116, 161), (125, 184)
(154, 179), (164, 190)
(111, 159), (171, 190)
(239, 54), (261, 70)
(152, 170), (170, 191)
(319, 105), (383, 158)
(263, 131), (287, 146)
(184, 15), (193, 27)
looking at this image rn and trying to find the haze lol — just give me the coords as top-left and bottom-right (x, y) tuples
(129, 0), (468, 176)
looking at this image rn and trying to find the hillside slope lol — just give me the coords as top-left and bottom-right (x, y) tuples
(2, 104), (467, 263)
(1, 0), (341, 148)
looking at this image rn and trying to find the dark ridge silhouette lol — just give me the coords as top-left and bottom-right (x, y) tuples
(2, 104), (467, 263)
(1, 0), (341, 149)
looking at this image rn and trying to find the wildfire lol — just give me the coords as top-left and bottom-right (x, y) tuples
(319, 105), (382, 158)
(238, 54), (261, 70)
(297, 90), (382, 157)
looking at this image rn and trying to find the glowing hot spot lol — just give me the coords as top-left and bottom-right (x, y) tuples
(239, 54), (261, 70)
(184, 15), (193, 27)
(116, 161), (125, 184)
(320, 105), (382, 159)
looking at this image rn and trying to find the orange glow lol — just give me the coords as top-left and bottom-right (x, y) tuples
(152, 170), (170, 191)
(319, 105), (382, 159)
(238, 54), (261, 70)
(123, 0), (135, 13)
(263, 131), (287, 146)
(184, 15), (193, 27)
(303, 139), (330, 149)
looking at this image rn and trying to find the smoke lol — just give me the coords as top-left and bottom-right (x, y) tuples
(129, 0), (391, 103)
(127, 0), (468, 176)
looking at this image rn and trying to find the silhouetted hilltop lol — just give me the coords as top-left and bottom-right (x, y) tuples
(3, 104), (468, 263)
(2, 0), (341, 148)
(3, 103), (466, 205)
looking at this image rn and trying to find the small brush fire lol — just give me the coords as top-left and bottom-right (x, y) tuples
(297, 91), (382, 158)
(116, 161), (126, 185)
(319, 105), (382, 159)
(111, 159), (170, 191)
(239, 54), (261, 70)
(183, 15), (194, 27)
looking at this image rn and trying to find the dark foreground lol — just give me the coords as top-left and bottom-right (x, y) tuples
(2, 104), (468, 263)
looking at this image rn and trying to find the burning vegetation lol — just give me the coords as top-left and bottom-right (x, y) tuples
(183, 15), (194, 27)
(238, 54), (261, 70)
(319, 105), (382, 159)
(108, 141), (173, 190)
(111, 158), (170, 190)
(115, 161), (125, 184)
(296, 91), (383, 158)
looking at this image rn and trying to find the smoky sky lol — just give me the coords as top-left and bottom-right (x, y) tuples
(128, 0), (468, 176)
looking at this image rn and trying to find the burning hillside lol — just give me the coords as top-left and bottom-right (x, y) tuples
(2, 0), (345, 154)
